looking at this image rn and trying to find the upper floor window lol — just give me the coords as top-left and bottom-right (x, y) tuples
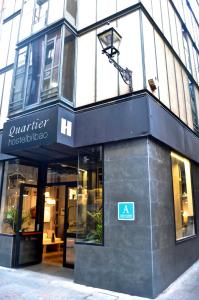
(182, 30), (192, 73)
(33, 0), (49, 33)
(42, 30), (61, 98)
(171, 152), (196, 241)
(9, 26), (75, 114)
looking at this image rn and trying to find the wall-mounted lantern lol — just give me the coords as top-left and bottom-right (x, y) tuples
(97, 27), (133, 91)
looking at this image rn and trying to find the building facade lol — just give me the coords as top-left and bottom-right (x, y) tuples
(0, 0), (198, 298)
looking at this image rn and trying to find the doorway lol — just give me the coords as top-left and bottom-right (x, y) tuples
(42, 183), (77, 268)
(15, 183), (43, 267)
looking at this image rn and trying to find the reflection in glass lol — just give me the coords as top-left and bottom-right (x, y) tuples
(21, 187), (37, 232)
(7, 15), (20, 66)
(18, 0), (34, 41)
(171, 152), (195, 241)
(62, 29), (75, 102)
(47, 161), (78, 183)
(10, 47), (28, 111)
(48, 0), (64, 25)
(0, 69), (13, 129)
(2, 0), (15, 19)
(43, 185), (65, 266)
(0, 21), (12, 68)
(33, 0), (48, 33)
(65, 0), (77, 25)
(0, 161), (38, 234)
(77, 146), (103, 244)
(42, 30), (61, 95)
(26, 37), (44, 106)
(65, 187), (77, 266)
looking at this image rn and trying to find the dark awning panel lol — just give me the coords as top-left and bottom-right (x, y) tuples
(1, 93), (199, 163)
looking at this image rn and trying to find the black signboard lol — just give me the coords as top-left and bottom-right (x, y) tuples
(1, 106), (58, 153)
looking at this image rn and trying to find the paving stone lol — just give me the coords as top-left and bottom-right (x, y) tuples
(0, 261), (199, 300)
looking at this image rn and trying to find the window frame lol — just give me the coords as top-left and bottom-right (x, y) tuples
(9, 24), (76, 114)
(76, 145), (104, 246)
(170, 152), (197, 243)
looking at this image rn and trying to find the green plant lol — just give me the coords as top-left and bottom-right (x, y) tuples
(3, 207), (30, 233)
(86, 209), (103, 244)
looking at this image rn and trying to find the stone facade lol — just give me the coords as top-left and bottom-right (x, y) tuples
(74, 138), (199, 298)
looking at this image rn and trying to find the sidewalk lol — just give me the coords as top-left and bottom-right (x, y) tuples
(0, 260), (199, 300)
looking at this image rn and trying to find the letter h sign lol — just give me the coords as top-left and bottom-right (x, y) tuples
(61, 118), (72, 137)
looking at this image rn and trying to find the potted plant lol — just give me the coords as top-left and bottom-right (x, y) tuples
(3, 207), (30, 233)
(86, 209), (103, 244)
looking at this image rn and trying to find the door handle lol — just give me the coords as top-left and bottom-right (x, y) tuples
(36, 224), (40, 231)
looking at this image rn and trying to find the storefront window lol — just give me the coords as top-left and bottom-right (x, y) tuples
(77, 146), (103, 245)
(171, 152), (196, 241)
(0, 160), (38, 234)
(47, 161), (78, 183)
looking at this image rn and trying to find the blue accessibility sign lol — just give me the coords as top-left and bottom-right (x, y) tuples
(118, 202), (135, 221)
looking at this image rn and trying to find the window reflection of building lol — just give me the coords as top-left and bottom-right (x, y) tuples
(9, 26), (75, 113)
(0, 160), (38, 234)
(171, 152), (195, 241)
(77, 147), (103, 244)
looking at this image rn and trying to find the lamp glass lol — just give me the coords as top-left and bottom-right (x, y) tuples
(98, 27), (122, 56)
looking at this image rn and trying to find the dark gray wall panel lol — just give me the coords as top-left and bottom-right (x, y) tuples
(74, 138), (154, 298)
(75, 96), (150, 147)
(0, 235), (14, 267)
(148, 140), (199, 297)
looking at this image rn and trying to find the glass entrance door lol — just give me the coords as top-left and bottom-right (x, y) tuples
(42, 184), (77, 268)
(64, 186), (77, 267)
(15, 184), (43, 267)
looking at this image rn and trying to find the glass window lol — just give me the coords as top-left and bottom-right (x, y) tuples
(61, 28), (75, 102)
(10, 46), (28, 112)
(65, 0), (77, 25)
(26, 37), (44, 106)
(0, 20), (12, 68)
(18, 0), (34, 41)
(77, 146), (103, 245)
(7, 14), (20, 66)
(0, 160), (38, 234)
(189, 81), (198, 132)
(2, 0), (15, 19)
(21, 186), (37, 232)
(183, 31), (192, 73)
(154, 32), (170, 109)
(171, 152), (195, 241)
(33, 0), (49, 33)
(48, 0), (64, 25)
(42, 29), (61, 96)
(0, 69), (13, 129)
(165, 46), (179, 117)
(47, 161), (78, 183)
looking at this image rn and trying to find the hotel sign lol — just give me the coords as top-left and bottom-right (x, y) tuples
(7, 118), (50, 147)
(1, 106), (74, 154)
(118, 202), (135, 221)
